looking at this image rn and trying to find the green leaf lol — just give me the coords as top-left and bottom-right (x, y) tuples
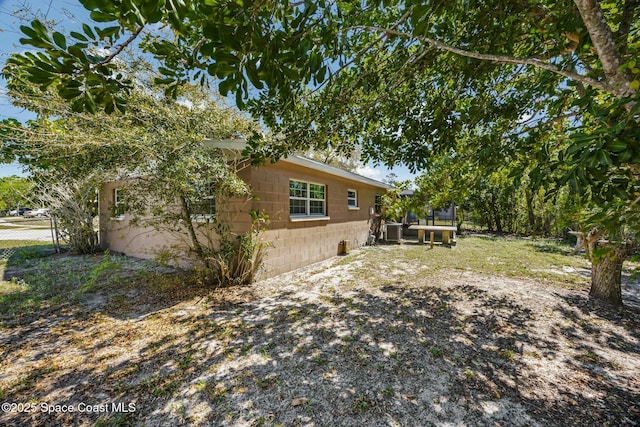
(85, 91), (97, 114)
(90, 11), (117, 22)
(52, 32), (67, 50)
(236, 88), (244, 109)
(154, 77), (175, 85)
(604, 140), (627, 153)
(219, 78), (235, 95)
(58, 86), (82, 99)
(140, 0), (164, 22)
(19, 37), (53, 49)
(71, 98), (85, 112)
(31, 20), (51, 42)
(80, 0), (110, 9)
(68, 45), (88, 61)
(158, 67), (176, 76)
(83, 24), (96, 40)
(96, 26), (121, 39)
(213, 50), (240, 64)
(104, 100), (115, 114)
(20, 25), (45, 42)
(597, 150), (612, 166)
(26, 66), (55, 84)
(245, 60), (263, 89)
(70, 31), (89, 42)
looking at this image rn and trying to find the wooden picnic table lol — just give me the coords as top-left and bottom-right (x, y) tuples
(408, 225), (457, 248)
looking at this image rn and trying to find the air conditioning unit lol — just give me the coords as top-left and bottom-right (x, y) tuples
(385, 223), (402, 242)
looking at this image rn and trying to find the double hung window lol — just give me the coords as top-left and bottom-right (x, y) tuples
(111, 188), (126, 219)
(347, 189), (358, 209)
(290, 180), (326, 217)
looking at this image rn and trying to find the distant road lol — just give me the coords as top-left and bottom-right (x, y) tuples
(0, 228), (54, 242)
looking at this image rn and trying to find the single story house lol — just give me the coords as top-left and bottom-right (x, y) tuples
(98, 143), (392, 279)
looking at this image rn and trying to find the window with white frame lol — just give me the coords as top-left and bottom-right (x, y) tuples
(290, 180), (326, 216)
(347, 189), (358, 209)
(189, 181), (216, 220)
(111, 188), (126, 219)
(375, 194), (383, 214)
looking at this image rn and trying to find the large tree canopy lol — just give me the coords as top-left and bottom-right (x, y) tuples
(3, 1), (638, 181)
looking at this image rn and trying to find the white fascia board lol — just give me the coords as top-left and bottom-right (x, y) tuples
(280, 156), (393, 190)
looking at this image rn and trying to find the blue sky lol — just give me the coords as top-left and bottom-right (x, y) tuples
(0, 0), (416, 183)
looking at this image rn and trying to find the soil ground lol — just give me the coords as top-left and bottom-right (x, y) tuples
(0, 235), (638, 426)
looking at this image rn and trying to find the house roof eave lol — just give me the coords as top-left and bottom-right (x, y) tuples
(280, 156), (393, 190)
(204, 138), (393, 190)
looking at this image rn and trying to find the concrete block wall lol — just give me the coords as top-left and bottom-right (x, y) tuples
(258, 220), (370, 277)
(249, 161), (383, 279)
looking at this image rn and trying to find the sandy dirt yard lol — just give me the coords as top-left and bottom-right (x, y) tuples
(0, 238), (639, 426)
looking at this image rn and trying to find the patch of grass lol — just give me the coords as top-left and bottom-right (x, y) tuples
(95, 413), (133, 427)
(352, 393), (374, 413)
(498, 349), (517, 361)
(202, 382), (228, 403)
(607, 359), (624, 371)
(255, 375), (278, 390)
(0, 253), (187, 320)
(349, 236), (590, 289)
(313, 355), (329, 366)
(0, 277), (43, 320)
(0, 240), (52, 249)
(239, 343), (253, 356)
(429, 347), (445, 358)
(10, 366), (57, 393)
(463, 368), (478, 379)
(76, 251), (122, 296)
(525, 350), (542, 359)
(179, 349), (196, 370)
(577, 351), (600, 363)
(0, 244), (54, 265)
(259, 341), (276, 359)
(141, 373), (179, 398)
(0, 218), (51, 227)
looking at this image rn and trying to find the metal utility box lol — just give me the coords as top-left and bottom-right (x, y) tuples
(385, 223), (402, 242)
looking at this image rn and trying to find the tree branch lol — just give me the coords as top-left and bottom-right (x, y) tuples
(310, 7), (413, 97)
(350, 26), (617, 97)
(88, 26), (144, 73)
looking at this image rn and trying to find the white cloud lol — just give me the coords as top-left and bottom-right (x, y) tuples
(355, 165), (385, 181)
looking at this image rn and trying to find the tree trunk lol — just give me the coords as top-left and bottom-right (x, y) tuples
(490, 195), (502, 233)
(573, 0), (635, 98)
(525, 188), (536, 234)
(590, 242), (626, 307)
(179, 195), (204, 258)
(485, 211), (494, 231)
